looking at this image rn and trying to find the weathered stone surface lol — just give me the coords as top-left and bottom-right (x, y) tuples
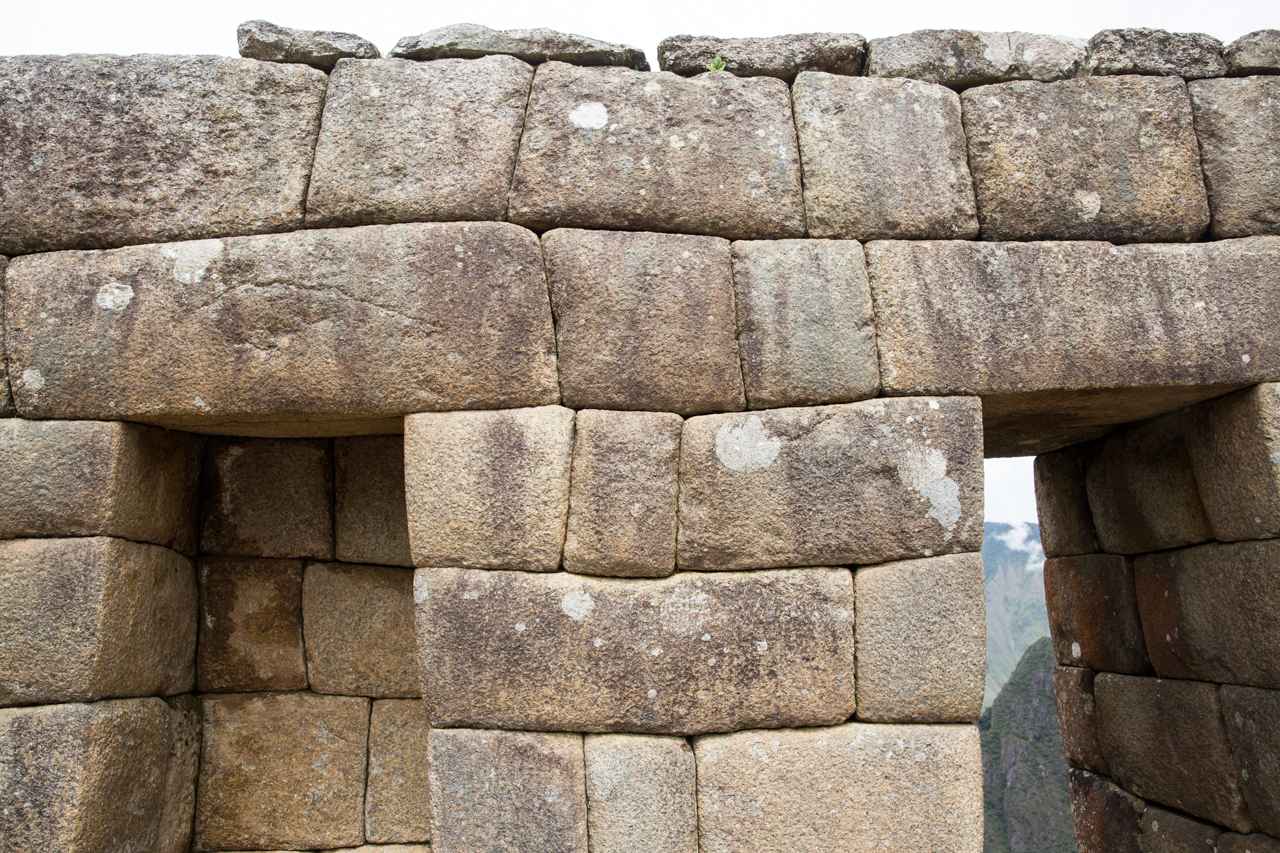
(1224, 686), (1280, 836)
(417, 567), (855, 734)
(1055, 666), (1109, 774)
(366, 699), (431, 844)
(695, 723), (982, 852)
(677, 397), (984, 570)
(1095, 674), (1252, 832)
(543, 229), (744, 415)
(563, 410), (682, 577)
(0, 537), (196, 706)
(158, 695), (202, 853)
(197, 557), (306, 693)
(194, 692), (370, 852)
(1067, 769), (1145, 853)
(1044, 554), (1151, 674)
(962, 76), (1209, 242)
(1219, 834), (1280, 853)
(306, 56), (533, 227)
(794, 73), (978, 240)
(509, 63), (804, 240)
(657, 33), (865, 82)
(304, 562), (417, 697)
(0, 418), (202, 554)
(335, 436), (412, 567)
(5, 223), (558, 434)
(731, 239), (879, 408)
(392, 23), (648, 70)
(1034, 445), (1101, 557)
(1082, 28), (1226, 79)
(585, 734), (698, 853)
(1188, 77), (1280, 238)
(429, 728), (587, 853)
(866, 29), (1087, 87)
(1139, 805), (1221, 853)
(199, 437), (334, 559)
(0, 55), (325, 255)
(1, 257), (10, 416)
(1226, 30), (1280, 75)
(238, 20), (379, 72)
(854, 553), (985, 723)
(404, 406), (573, 571)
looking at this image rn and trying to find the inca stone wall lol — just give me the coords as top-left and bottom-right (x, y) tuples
(0, 19), (1278, 853)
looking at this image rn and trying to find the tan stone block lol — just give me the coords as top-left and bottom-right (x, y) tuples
(197, 556), (306, 693)
(1139, 804), (1223, 853)
(865, 30), (1086, 87)
(1044, 554), (1151, 674)
(1189, 78), (1280, 238)
(1081, 28), (1226, 79)
(1223, 686), (1280, 837)
(1054, 666), (1109, 775)
(695, 723), (982, 852)
(543, 229), (745, 415)
(194, 692), (370, 852)
(158, 695), (202, 853)
(677, 397), (984, 570)
(563, 410), (682, 577)
(1067, 768), (1145, 853)
(1034, 444), (1100, 557)
(335, 436), (412, 568)
(417, 567), (855, 734)
(404, 406), (574, 571)
(854, 553), (985, 723)
(366, 699), (431, 844)
(585, 734), (697, 853)
(391, 23), (648, 69)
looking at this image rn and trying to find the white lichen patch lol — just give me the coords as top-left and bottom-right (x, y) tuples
(95, 281), (134, 312)
(569, 102), (608, 130)
(1270, 451), (1280, 465)
(715, 415), (781, 473)
(20, 369), (44, 392)
(561, 589), (595, 621)
(896, 445), (962, 533)
(660, 588), (712, 635)
(1074, 190), (1102, 221)
(160, 239), (224, 284)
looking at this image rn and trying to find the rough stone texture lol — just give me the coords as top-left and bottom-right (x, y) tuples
(0, 418), (202, 554)
(237, 20), (380, 71)
(306, 56), (534, 227)
(392, 23), (648, 70)
(854, 553), (986, 723)
(1043, 554), (1151, 674)
(1054, 666), (1110, 775)
(866, 29), (1087, 88)
(194, 692), (370, 852)
(335, 436), (412, 567)
(657, 33), (866, 82)
(1082, 28), (1227, 79)
(677, 397), (984, 570)
(1226, 30), (1280, 75)
(731, 239), (879, 408)
(695, 723), (982, 852)
(1095, 674), (1253, 832)
(0, 257), (10, 416)
(366, 699), (431, 844)
(794, 73), (978, 240)
(1140, 805), (1226, 853)
(508, 62), (804, 240)
(1135, 540), (1280, 688)
(0, 537), (196, 706)
(197, 557), (306, 693)
(1034, 445), (1100, 557)
(303, 562), (417, 697)
(1188, 77), (1280, 239)
(543, 229), (744, 415)
(416, 566), (856, 734)
(563, 410), (683, 577)
(158, 695), (202, 853)
(1220, 835), (1280, 853)
(1224, 686), (1280, 837)
(1067, 769), (1145, 853)
(584, 734), (698, 853)
(4, 222), (558, 434)
(0, 55), (326, 255)
(963, 75), (1209, 242)
(428, 728), (588, 853)
(199, 437), (334, 559)
(404, 406), (574, 571)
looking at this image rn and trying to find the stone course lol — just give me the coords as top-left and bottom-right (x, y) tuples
(658, 33), (866, 81)
(866, 29), (1087, 87)
(1067, 769), (1145, 853)
(1033, 445), (1100, 557)
(1222, 686), (1280, 837)
(1054, 666), (1109, 775)
(1044, 554), (1151, 674)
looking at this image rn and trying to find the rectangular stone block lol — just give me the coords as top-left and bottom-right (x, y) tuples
(1054, 666), (1110, 775)
(404, 406), (574, 571)
(793, 73), (978, 240)
(1139, 805), (1222, 853)
(677, 397), (984, 570)
(0, 537), (196, 706)
(197, 556), (306, 693)
(962, 76), (1209, 242)
(1044, 554), (1151, 674)
(335, 436), (413, 567)
(854, 553), (986, 723)
(0, 55), (326, 254)
(306, 56), (533, 227)
(1220, 835), (1280, 853)
(416, 566), (856, 734)
(508, 62), (804, 240)
(563, 410), (682, 577)
(4, 222), (558, 434)
(1067, 769), (1145, 853)
(584, 734), (698, 853)
(1, 257), (10, 416)
(542, 229), (744, 415)
(366, 699), (431, 844)
(1189, 77), (1280, 238)
(695, 723), (982, 852)
(1223, 686), (1280, 837)
(731, 239), (879, 408)
(1034, 444), (1101, 557)
(865, 30), (1087, 87)
(158, 694), (202, 853)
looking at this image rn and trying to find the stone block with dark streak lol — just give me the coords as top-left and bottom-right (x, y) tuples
(197, 556), (306, 693)
(1044, 554), (1151, 674)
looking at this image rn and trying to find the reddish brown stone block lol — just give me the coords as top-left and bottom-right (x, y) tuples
(1053, 666), (1109, 775)
(1044, 554), (1151, 674)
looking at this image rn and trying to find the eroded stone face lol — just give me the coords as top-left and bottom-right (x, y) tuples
(1225, 30), (1280, 74)
(392, 23), (648, 70)
(1, 258), (11, 416)
(1066, 768), (1145, 853)
(584, 734), (698, 853)
(197, 557), (306, 693)
(366, 699), (431, 844)
(335, 436), (413, 567)
(1219, 834), (1280, 853)
(1053, 666), (1109, 776)
(1034, 445), (1101, 558)
(237, 19), (381, 70)
(1044, 554), (1151, 675)
(1141, 805), (1226, 853)
(1188, 77), (1280, 238)
(866, 29), (1086, 87)
(657, 33), (866, 82)
(1222, 686), (1280, 837)
(1081, 28), (1226, 79)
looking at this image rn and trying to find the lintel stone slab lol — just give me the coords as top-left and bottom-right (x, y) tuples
(366, 699), (431, 844)
(1066, 768), (1145, 853)
(584, 734), (698, 853)
(657, 33), (867, 82)
(1033, 445), (1101, 557)
(1222, 686), (1280, 837)
(1082, 28), (1227, 79)
(508, 62), (804, 240)
(1189, 77), (1280, 238)
(0, 55), (326, 255)
(677, 397), (983, 570)
(335, 436), (413, 567)
(865, 30), (1086, 88)
(197, 556), (306, 693)
(1053, 666), (1110, 776)
(4, 222), (558, 434)
(416, 566), (855, 734)
(1044, 554), (1151, 674)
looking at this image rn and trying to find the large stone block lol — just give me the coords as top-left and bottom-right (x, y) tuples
(197, 557), (306, 692)
(0, 537), (196, 706)
(0, 55), (325, 254)
(1082, 28), (1226, 79)
(157, 694), (202, 853)
(1034, 445), (1100, 557)
(1189, 78), (1280, 238)
(1220, 835), (1280, 853)
(416, 566), (856, 734)
(1223, 686), (1280, 837)
(542, 229), (745, 415)
(865, 29), (1086, 87)
(1044, 554), (1151, 674)
(306, 56), (534, 227)
(657, 33), (866, 82)
(1225, 30), (1280, 75)
(793, 73), (978, 240)
(237, 19), (380, 71)
(1139, 805), (1222, 853)
(731, 239), (879, 408)
(1054, 666), (1109, 775)
(335, 436), (413, 567)
(584, 734), (698, 853)
(854, 553), (986, 722)
(1067, 769), (1145, 853)
(404, 406), (574, 571)
(366, 699), (431, 844)
(508, 62), (804, 240)
(4, 222), (558, 434)
(391, 23), (648, 70)
(1, 257), (11, 416)
(962, 76), (1209, 242)
(695, 723), (982, 852)
(677, 397), (984, 570)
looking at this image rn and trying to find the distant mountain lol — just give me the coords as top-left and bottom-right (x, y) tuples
(983, 521), (1050, 708)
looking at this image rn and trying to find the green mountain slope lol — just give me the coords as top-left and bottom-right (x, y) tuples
(983, 521), (1050, 707)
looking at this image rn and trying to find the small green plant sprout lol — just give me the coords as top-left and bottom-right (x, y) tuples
(706, 56), (727, 72)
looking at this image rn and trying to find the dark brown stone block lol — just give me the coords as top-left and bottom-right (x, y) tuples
(1219, 834), (1280, 853)
(1034, 444), (1100, 558)
(197, 556), (306, 693)
(1138, 804), (1221, 853)
(1222, 685), (1280, 837)
(1054, 666), (1109, 775)
(1043, 554), (1151, 674)
(1067, 768), (1144, 853)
